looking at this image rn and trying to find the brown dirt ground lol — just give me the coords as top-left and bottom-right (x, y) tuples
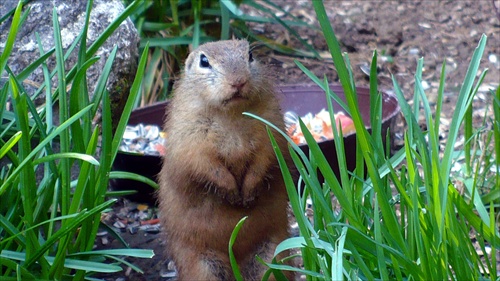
(98, 1), (500, 280)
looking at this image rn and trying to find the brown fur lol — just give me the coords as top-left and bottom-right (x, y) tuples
(158, 39), (294, 280)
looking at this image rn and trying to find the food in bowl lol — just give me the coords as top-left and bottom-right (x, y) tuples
(284, 109), (355, 145)
(119, 109), (354, 155)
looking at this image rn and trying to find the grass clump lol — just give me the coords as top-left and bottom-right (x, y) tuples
(0, 1), (154, 280)
(247, 1), (499, 280)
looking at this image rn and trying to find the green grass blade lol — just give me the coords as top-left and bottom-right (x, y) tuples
(494, 87), (500, 188)
(434, 61), (446, 139)
(294, 60), (350, 114)
(69, 249), (154, 259)
(219, 1), (230, 40)
(109, 42), (150, 167)
(32, 153), (99, 166)
(311, 1), (353, 96)
(229, 216), (247, 281)
(440, 34), (487, 183)
(332, 227), (347, 280)
(108, 171), (159, 189)
(15, 49), (55, 82)
(0, 131), (21, 159)
(0, 1), (23, 76)
(52, 7), (70, 224)
(192, 0), (201, 49)
(373, 199), (390, 280)
(90, 46), (117, 117)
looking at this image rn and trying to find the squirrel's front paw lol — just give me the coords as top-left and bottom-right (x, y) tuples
(241, 172), (266, 206)
(222, 187), (244, 205)
(207, 167), (243, 205)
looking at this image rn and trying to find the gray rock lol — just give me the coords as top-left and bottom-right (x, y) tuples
(0, 0), (139, 127)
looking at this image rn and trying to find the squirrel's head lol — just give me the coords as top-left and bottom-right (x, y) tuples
(179, 40), (273, 114)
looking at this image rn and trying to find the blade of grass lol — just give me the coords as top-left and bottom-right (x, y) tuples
(219, 1), (230, 40)
(108, 171), (159, 189)
(70, 249), (154, 258)
(7, 74), (46, 275)
(0, 1), (23, 76)
(440, 34), (487, 185)
(32, 153), (99, 166)
(294, 60), (350, 114)
(229, 216), (247, 281)
(109, 42), (150, 167)
(0, 131), (21, 159)
(192, 0), (201, 49)
(90, 46), (118, 117)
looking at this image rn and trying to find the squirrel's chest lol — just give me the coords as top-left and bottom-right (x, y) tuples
(206, 118), (260, 161)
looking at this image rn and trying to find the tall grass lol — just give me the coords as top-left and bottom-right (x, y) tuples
(0, 1), (154, 280)
(247, 1), (499, 280)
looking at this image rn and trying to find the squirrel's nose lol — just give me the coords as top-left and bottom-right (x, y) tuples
(231, 80), (247, 91)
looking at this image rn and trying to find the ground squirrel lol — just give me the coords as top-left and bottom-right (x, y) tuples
(158, 39), (294, 280)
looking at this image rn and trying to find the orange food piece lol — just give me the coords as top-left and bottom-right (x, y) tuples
(322, 120), (334, 139)
(155, 143), (167, 156)
(335, 112), (355, 135)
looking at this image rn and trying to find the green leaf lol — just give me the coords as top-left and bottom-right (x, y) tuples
(32, 153), (99, 166)
(109, 171), (159, 189)
(69, 249), (154, 259)
(228, 216), (247, 281)
(0, 131), (21, 159)
(0, 1), (23, 76)
(220, 0), (243, 16)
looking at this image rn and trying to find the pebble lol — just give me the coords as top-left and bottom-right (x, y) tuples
(488, 54), (499, 69)
(409, 48), (420, 55)
(101, 236), (109, 245)
(421, 80), (430, 90)
(160, 260), (177, 278)
(359, 63), (371, 76)
(127, 222), (140, 234)
(141, 224), (161, 234)
(489, 54), (497, 63)
(113, 220), (126, 229)
(418, 22), (431, 29)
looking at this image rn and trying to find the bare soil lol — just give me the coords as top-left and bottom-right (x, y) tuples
(98, 1), (500, 280)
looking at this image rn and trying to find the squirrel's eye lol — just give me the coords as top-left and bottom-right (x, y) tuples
(200, 54), (211, 68)
(248, 51), (254, 63)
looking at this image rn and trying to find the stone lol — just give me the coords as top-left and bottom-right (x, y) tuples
(0, 0), (140, 128)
